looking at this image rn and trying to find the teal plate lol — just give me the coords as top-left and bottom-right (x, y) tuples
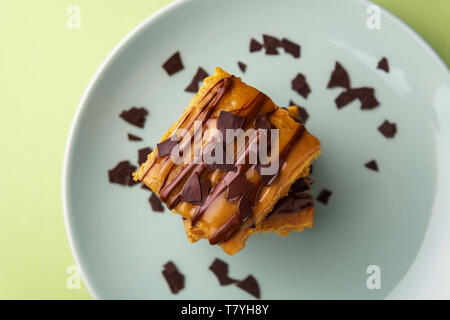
(63, 0), (450, 299)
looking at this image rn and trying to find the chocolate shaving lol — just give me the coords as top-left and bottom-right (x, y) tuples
(317, 189), (332, 205)
(162, 51), (184, 76)
(197, 179), (211, 206)
(236, 275), (260, 299)
(290, 177), (312, 194)
(138, 147), (153, 166)
(255, 164), (278, 186)
(238, 61), (247, 73)
(185, 67), (209, 93)
(157, 136), (178, 157)
(238, 195), (253, 221)
(119, 107), (148, 128)
(162, 261), (184, 294)
(227, 175), (253, 201)
(180, 173), (202, 204)
(127, 133), (142, 141)
(291, 73), (311, 98)
(378, 120), (397, 138)
(209, 258), (236, 286)
(108, 161), (138, 186)
(377, 57), (389, 72)
(271, 194), (313, 214)
(365, 160), (379, 171)
(327, 62), (350, 89)
(263, 34), (282, 55)
(249, 38), (263, 52)
(149, 193), (164, 212)
(281, 38), (301, 58)
(217, 111), (245, 142)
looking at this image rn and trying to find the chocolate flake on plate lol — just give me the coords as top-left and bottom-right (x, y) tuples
(149, 192), (164, 212)
(263, 34), (282, 55)
(377, 57), (389, 73)
(316, 189), (332, 205)
(209, 258), (237, 286)
(365, 160), (379, 171)
(237, 61), (247, 73)
(291, 73), (311, 98)
(227, 175), (253, 201)
(249, 38), (263, 52)
(138, 147), (153, 165)
(162, 261), (185, 294)
(378, 120), (397, 138)
(127, 133), (142, 141)
(327, 62), (350, 89)
(236, 275), (260, 299)
(281, 38), (301, 58)
(335, 87), (379, 110)
(162, 51), (184, 76)
(108, 161), (138, 186)
(157, 136), (179, 157)
(185, 67), (209, 93)
(119, 107), (148, 128)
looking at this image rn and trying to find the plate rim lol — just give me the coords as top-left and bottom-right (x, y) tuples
(61, 0), (449, 300)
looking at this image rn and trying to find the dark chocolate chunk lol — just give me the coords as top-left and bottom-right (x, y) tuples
(236, 275), (260, 299)
(157, 136), (178, 157)
(209, 258), (236, 286)
(365, 160), (379, 171)
(238, 195), (253, 221)
(238, 61), (247, 73)
(138, 147), (153, 165)
(290, 177), (312, 194)
(227, 175), (253, 201)
(263, 34), (282, 55)
(127, 133), (142, 141)
(360, 93), (380, 110)
(149, 193), (164, 212)
(377, 57), (389, 72)
(317, 189), (332, 205)
(378, 120), (397, 138)
(327, 62), (350, 89)
(180, 173), (202, 204)
(108, 161), (138, 186)
(335, 90), (358, 109)
(249, 38), (263, 52)
(119, 107), (148, 128)
(162, 51), (184, 76)
(217, 111), (245, 142)
(335, 87), (379, 109)
(162, 261), (185, 294)
(291, 73), (311, 98)
(281, 38), (300, 58)
(185, 67), (209, 93)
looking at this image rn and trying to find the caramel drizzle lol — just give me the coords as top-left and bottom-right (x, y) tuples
(209, 125), (306, 245)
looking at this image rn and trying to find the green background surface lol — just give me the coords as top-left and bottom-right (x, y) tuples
(0, 0), (448, 300)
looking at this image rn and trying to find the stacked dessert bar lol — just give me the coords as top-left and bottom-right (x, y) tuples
(134, 68), (321, 255)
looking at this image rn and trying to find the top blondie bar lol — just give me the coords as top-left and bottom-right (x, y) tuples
(134, 67), (321, 254)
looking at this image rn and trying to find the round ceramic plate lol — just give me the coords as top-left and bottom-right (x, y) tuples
(63, 0), (450, 299)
